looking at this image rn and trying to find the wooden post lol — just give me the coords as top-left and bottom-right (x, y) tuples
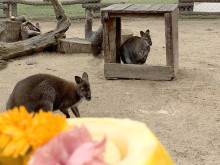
(165, 7), (179, 74)
(93, 0), (101, 14)
(102, 16), (117, 63)
(116, 17), (121, 63)
(11, 3), (17, 17)
(3, 2), (10, 18)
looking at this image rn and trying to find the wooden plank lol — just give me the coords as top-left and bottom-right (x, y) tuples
(3, 2), (9, 17)
(0, 14), (6, 18)
(109, 13), (164, 18)
(103, 18), (116, 32)
(103, 18), (117, 63)
(134, 4), (152, 13)
(107, 28), (116, 43)
(0, 0), (101, 6)
(82, 3), (123, 9)
(0, 4), (7, 9)
(102, 4), (119, 11)
(124, 4), (143, 12)
(158, 4), (178, 12)
(111, 4), (133, 12)
(145, 4), (165, 12)
(116, 17), (121, 63)
(104, 63), (174, 80)
(165, 7), (179, 74)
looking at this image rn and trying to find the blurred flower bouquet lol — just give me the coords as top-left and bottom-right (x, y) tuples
(0, 106), (174, 165)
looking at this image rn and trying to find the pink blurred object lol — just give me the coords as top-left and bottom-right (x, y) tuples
(28, 126), (107, 165)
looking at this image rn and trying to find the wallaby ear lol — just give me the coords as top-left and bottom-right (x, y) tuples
(75, 76), (82, 84)
(146, 29), (150, 35)
(140, 31), (144, 37)
(82, 72), (89, 81)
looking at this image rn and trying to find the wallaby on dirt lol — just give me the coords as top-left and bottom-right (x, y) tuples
(6, 72), (91, 118)
(85, 10), (103, 56)
(120, 30), (152, 64)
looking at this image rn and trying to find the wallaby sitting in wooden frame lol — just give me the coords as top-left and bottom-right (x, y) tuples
(120, 30), (152, 64)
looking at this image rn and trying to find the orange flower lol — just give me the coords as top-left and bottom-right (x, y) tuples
(0, 106), (67, 158)
(0, 106), (33, 158)
(26, 110), (67, 149)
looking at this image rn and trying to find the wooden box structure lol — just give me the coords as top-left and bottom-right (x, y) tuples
(101, 4), (179, 81)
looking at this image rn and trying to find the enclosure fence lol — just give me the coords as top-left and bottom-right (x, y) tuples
(0, 0), (220, 19)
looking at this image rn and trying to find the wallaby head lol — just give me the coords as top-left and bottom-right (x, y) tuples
(140, 29), (152, 47)
(75, 72), (91, 101)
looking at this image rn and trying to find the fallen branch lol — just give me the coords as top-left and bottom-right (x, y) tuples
(0, 0), (71, 60)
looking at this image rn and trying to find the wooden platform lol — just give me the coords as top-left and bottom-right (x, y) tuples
(101, 4), (179, 81)
(57, 37), (91, 54)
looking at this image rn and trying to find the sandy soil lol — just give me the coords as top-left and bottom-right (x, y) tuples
(0, 18), (220, 165)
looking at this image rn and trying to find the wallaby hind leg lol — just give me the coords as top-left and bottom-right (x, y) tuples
(71, 107), (80, 118)
(60, 108), (70, 118)
(35, 100), (53, 112)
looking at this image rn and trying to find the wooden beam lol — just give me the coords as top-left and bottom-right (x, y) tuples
(109, 13), (164, 18)
(116, 17), (121, 63)
(11, 3), (17, 17)
(104, 63), (175, 81)
(82, 3), (122, 9)
(102, 17), (117, 63)
(0, 0), (101, 6)
(165, 7), (179, 74)
(0, 4), (7, 9)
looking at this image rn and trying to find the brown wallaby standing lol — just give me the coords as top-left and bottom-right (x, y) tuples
(120, 30), (152, 64)
(6, 72), (91, 118)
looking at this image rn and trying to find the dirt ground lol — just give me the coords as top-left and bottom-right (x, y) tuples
(0, 18), (220, 165)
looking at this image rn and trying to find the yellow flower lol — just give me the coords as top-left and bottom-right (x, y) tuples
(0, 106), (67, 159)
(0, 106), (33, 158)
(26, 110), (67, 149)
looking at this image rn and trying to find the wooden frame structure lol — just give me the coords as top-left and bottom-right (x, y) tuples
(101, 4), (179, 81)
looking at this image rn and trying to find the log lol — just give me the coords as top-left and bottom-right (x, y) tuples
(104, 63), (175, 80)
(57, 37), (91, 54)
(0, 0), (71, 60)
(0, 20), (22, 42)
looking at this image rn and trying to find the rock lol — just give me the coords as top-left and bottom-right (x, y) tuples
(26, 58), (38, 65)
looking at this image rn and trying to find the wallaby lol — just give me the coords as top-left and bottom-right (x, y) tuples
(85, 10), (103, 56)
(6, 72), (91, 118)
(120, 30), (152, 64)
